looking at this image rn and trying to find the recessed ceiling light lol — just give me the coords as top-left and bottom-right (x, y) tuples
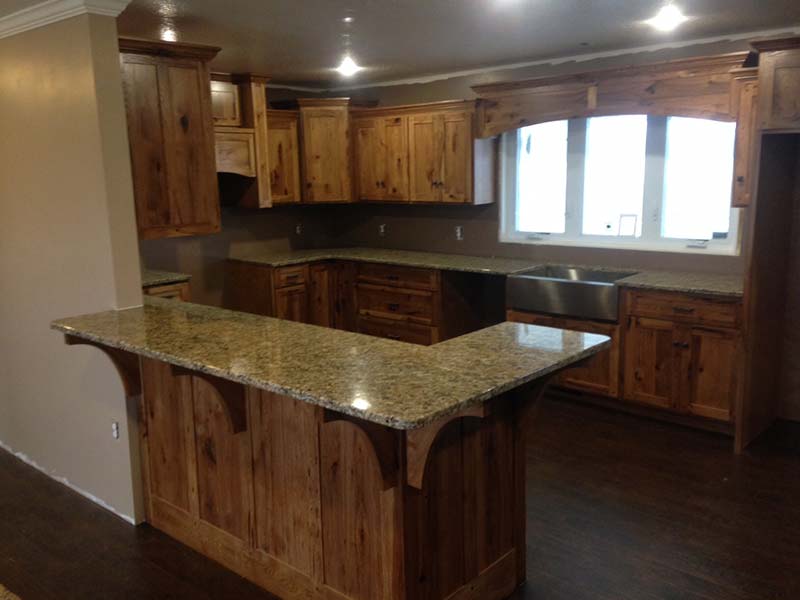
(645, 4), (689, 32)
(336, 55), (362, 77)
(342, 16), (354, 23)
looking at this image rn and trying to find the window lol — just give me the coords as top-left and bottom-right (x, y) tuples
(500, 114), (741, 254)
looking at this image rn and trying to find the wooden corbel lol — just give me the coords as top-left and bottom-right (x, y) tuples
(64, 335), (141, 397)
(170, 366), (247, 434)
(405, 404), (491, 490)
(323, 411), (401, 490)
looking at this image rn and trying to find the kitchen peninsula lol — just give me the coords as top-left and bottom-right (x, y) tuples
(52, 297), (609, 600)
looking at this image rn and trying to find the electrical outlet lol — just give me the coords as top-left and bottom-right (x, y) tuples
(379, 223), (387, 237)
(111, 421), (120, 440)
(295, 223), (303, 235)
(455, 225), (464, 241)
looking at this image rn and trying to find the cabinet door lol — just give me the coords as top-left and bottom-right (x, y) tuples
(758, 49), (800, 131)
(408, 114), (442, 202)
(684, 327), (740, 422)
(301, 108), (352, 202)
(274, 285), (309, 323)
(210, 80), (241, 126)
(354, 118), (385, 201)
(382, 116), (409, 201)
(332, 262), (357, 332)
(440, 111), (473, 203)
(623, 317), (678, 410)
(732, 80), (759, 208)
(309, 264), (333, 328)
(267, 112), (301, 203)
(158, 61), (220, 237)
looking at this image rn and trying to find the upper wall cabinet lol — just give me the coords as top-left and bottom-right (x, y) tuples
(353, 102), (495, 205)
(267, 110), (302, 204)
(730, 68), (759, 208)
(119, 38), (221, 240)
(298, 99), (353, 203)
(752, 38), (800, 132)
(210, 80), (241, 126)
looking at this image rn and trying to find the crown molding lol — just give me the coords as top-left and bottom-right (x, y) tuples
(0, 0), (130, 40)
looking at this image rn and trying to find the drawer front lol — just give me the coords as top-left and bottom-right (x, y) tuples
(357, 262), (438, 291)
(357, 316), (437, 346)
(274, 265), (308, 288)
(357, 283), (436, 325)
(627, 290), (742, 328)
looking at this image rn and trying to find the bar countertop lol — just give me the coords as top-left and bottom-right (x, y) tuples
(51, 297), (609, 430)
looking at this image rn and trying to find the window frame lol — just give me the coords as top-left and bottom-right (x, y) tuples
(499, 115), (742, 256)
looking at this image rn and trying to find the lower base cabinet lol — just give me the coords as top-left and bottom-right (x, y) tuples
(506, 310), (620, 398)
(143, 281), (192, 301)
(622, 290), (742, 423)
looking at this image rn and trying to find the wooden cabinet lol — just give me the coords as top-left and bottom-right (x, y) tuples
(214, 128), (256, 177)
(120, 39), (221, 240)
(752, 39), (800, 131)
(353, 116), (409, 201)
(622, 290), (741, 422)
(210, 80), (241, 126)
(299, 99), (352, 202)
(309, 263), (334, 328)
(144, 281), (191, 301)
(506, 310), (620, 398)
(267, 110), (301, 204)
(731, 71), (760, 208)
(274, 285), (309, 323)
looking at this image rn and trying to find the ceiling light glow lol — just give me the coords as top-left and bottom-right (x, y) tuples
(645, 4), (688, 32)
(160, 25), (177, 42)
(336, 55), (362, 77)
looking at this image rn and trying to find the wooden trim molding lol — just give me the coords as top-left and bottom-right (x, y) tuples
(170, 366), (248, 433)
(0, 0), (130, 40)
(471, 52), (750, 137)
(118, 37), (221, 61)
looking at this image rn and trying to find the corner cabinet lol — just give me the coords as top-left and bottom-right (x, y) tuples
(298, 99), (353, 203)
(119, 38), (221, 240)
(622, 290), (743, 423)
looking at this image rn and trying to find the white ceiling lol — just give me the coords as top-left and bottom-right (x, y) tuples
(9, 0), (800, 88)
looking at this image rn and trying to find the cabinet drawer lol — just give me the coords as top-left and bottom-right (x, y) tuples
(357, 283), (436, 325)
(274, 265), (308, 288)
(357, 262), (439, 291)
(357, 316), (438, 346)
(627, 290), (742, 328)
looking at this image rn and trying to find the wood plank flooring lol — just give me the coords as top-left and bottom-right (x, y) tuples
(1, 396), (798, 600)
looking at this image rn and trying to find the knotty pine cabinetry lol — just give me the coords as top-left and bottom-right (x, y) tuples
(622, 289), (742, 423)
(506, 310), (620, 398)
(752, 38), (800, 131)
(298, 99), (353, 203)
(143, 281), (192, 301)
(352, 102), (495, 205)
(119, 39), (221, 240)
(210, 80), (241, 126)
(266, 110), (302, 203)
(731, 68), (760, 208)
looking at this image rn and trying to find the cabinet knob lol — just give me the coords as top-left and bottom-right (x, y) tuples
(737, 176), (746, 184)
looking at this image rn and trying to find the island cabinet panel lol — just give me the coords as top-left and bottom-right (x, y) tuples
(136, 358), (529, 600)
(120, 41), (221, 240)
(250, 390), (324, 580)
(192, 379), (254, 542)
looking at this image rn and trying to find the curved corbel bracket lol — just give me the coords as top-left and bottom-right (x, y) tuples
(171, 366), (247, 434)
(406, 404), (490, 490)
(323, 411), (401, 490)
(64, 335), (141, 398)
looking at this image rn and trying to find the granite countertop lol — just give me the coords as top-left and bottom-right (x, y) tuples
(141, 269), (191, 288)
(229, 247), (537, 275)
(228, 247), (744, 298)
(616, 271), (744, 298)
(51, 297), (609, 430)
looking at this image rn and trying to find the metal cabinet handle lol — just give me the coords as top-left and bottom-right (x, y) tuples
(386, 333), (401, 340)
(387, 303), (400, 311)
(672, 306), (695, 314)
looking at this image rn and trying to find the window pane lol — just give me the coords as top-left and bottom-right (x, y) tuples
(582, 115), (647, 237)
(516, 120), (568, 233)
(662, 117), (736, 240)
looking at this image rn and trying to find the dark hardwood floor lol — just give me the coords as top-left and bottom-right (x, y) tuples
(1, 397), (798, 600)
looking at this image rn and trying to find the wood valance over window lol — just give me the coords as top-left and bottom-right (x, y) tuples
(471, 52), (751, 138)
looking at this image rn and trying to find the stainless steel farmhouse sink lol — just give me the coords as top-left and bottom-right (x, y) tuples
(506, 266), (638, 322)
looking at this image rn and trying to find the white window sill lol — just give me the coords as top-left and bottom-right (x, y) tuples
(499, 233), (741, 257)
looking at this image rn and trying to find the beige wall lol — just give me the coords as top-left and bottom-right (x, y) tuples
(0, 14), (143, 520)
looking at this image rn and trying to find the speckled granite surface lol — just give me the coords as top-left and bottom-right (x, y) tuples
(229, 247), (537, 275)
(617, 271), (744, 298)
(228, 247), (744, 297)
(141, 269), (191, 288)
(51, 297), (609, 430)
